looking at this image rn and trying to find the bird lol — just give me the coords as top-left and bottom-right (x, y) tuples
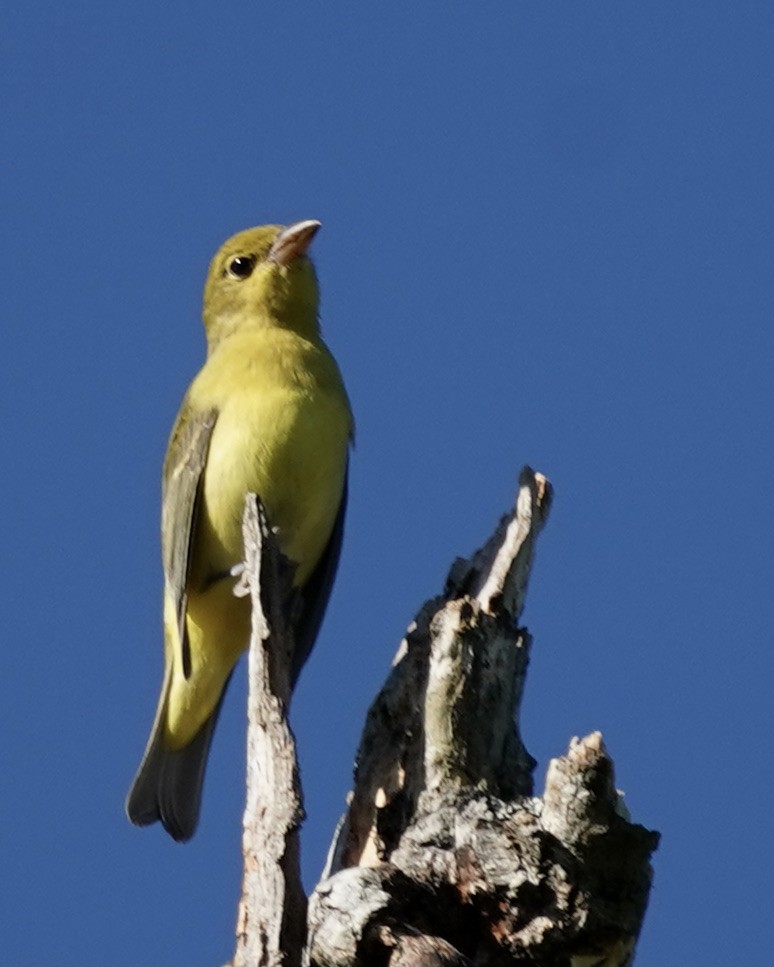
(126, 220), (353, 842)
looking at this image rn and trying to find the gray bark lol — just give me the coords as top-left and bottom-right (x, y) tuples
(234, 470), (659, 967)
(233, 497), (306, 967)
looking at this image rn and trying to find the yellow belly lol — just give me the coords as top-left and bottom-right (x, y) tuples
(164, 327), (351, 746)
(197, 382), (348, 587)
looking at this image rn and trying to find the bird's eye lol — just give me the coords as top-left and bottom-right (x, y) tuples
(226, 255), (256, 279)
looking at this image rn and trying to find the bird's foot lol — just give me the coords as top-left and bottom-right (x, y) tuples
(230, 562), (251, 598)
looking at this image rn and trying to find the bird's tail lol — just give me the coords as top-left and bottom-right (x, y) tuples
(125, 675), (231, 842)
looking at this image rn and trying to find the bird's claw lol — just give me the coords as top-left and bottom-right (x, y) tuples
(231, 562), (251, 598)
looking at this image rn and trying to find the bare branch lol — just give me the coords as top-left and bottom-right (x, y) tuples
(231, 471), (659, 965)
(307, 468), (658, 967)
(233, 496), (306, 967)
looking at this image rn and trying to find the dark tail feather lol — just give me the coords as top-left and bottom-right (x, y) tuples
(126, 676), (231, 842)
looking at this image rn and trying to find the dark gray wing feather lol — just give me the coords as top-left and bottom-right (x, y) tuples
(125, 403), (219, 839)
(161, 403), (218, 676)
(290, 465), (349, 686)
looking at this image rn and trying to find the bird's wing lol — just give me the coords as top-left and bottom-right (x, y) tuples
(290, 462), (349, 686)
(161, 400), (218, 678)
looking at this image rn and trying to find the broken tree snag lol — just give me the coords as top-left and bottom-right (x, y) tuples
(308, 467), (659, 967)
(233, 495), (307, 967)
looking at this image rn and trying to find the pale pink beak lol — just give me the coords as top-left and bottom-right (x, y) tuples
(269, 219), (321, 266)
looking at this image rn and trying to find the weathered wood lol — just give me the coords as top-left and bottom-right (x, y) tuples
(233, 470), (659, 966)
(306, 468), (659, 967)
(233, 495), (306, 967)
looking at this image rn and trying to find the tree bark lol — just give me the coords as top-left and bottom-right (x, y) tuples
(233, 497), (307, 967)
(234, 469), (659, 967)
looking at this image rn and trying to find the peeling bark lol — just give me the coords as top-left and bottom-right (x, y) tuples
(234, 470), (659, 967)
(233, 496), (306, 967)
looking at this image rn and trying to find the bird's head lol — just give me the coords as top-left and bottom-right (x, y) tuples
(202, 220), (321, 347)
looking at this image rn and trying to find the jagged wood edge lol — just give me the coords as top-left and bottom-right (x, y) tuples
(321, 467), (552, 878)
(232, 495), (307, 967)
(307, 468), (660, 967)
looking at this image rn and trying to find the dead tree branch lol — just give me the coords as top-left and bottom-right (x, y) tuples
(234, 470), (659, 967)
(233, 496), (306, 967)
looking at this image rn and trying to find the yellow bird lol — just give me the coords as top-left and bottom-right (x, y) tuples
(126, 220), (353, 841)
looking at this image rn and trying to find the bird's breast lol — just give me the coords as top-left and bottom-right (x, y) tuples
(190, 333), (350, 587)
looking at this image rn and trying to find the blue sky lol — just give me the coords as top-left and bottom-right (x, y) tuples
(2, 3), (772, 964)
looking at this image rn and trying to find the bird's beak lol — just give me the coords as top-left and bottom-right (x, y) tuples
(269, 220), (321, 266)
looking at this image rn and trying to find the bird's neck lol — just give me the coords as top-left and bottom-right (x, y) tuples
(205, 305), (320, 352)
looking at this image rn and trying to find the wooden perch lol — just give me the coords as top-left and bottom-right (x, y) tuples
(233, 470), (659, 967)
(233, 496), (307, 967)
